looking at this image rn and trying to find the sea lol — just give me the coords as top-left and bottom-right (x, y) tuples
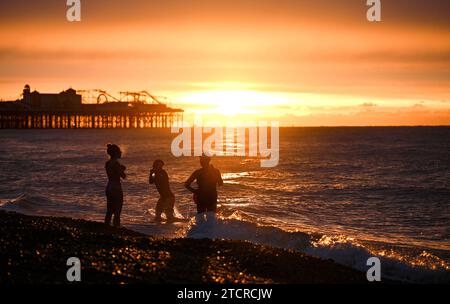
(0, 127), (449, 283)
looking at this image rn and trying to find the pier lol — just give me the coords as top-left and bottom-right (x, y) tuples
(0, 85), (183, 129)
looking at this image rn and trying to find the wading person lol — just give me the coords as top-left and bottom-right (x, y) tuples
(149, 159), (175, 222)
(185, 155), (223, 223)
(104, 144), (126, 227)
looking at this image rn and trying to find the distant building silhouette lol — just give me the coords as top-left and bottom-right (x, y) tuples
(22, 85), (82, 110)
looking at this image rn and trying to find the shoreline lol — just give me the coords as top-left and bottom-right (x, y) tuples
(0, 210), (371, 284)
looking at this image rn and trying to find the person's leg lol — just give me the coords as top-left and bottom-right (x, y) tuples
(164, 196), (175, 221)
(205, 211), (217, 223)
(111, 190), (123, 227)
(205, 198), (217, 213)
(195, 203), (207, 224)
(112, 201), (122, 227)
(197, 204), (207, 214)
(155, 197), (164, 221)
(195, 213), (206, 224)
(105, 201), (113, 225)
(208, 202), (217, 213)
(204, 198), (218, 227)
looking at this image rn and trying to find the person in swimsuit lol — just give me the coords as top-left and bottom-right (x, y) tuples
(185, 155), (223, 221)
(105, 144), (126, 227)
(149, 159), (175, 222)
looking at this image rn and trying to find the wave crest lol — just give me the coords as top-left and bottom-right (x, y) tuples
(185, 213), (450, 283)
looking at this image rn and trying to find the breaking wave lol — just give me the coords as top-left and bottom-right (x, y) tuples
(185, 212), (450, 283)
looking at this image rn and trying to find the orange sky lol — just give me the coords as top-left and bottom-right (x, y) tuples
(0, 0), (449, 126)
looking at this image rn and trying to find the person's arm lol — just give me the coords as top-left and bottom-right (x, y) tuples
(119, 164), (126, 179)
(184, 171), (198, 193)
(217, 169), (224, 186)
(149, 169), (155, 184)
(113, 161), (126, 179)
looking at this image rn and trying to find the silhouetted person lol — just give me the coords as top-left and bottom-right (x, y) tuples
(185, 155), (223, 221)
(105, 144), (126, 227)
(149, 159), (175, 222)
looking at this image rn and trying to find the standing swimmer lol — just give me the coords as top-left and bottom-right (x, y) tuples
(149, 159), (175, 222)
(105, 144), (126, 227)
(185, 155), (223, 222)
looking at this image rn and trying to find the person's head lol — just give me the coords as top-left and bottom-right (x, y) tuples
(153, 159), (164, 171)
(200, 155), (211, 169)
(107, 144), (122, 159)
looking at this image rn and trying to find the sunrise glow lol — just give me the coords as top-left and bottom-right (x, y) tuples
(0, 1), (449, 125)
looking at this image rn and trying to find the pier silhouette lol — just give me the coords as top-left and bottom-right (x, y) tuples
(0, 85), (183, 129)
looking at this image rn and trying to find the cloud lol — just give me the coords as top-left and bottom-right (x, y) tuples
(0, 48), (157, 61)
(360, 102), (377, 108)
(2, 0), (449, 28)
(272, 104), (450, 126)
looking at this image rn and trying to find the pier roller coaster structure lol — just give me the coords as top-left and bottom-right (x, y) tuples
(76, 89), (169, 105)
